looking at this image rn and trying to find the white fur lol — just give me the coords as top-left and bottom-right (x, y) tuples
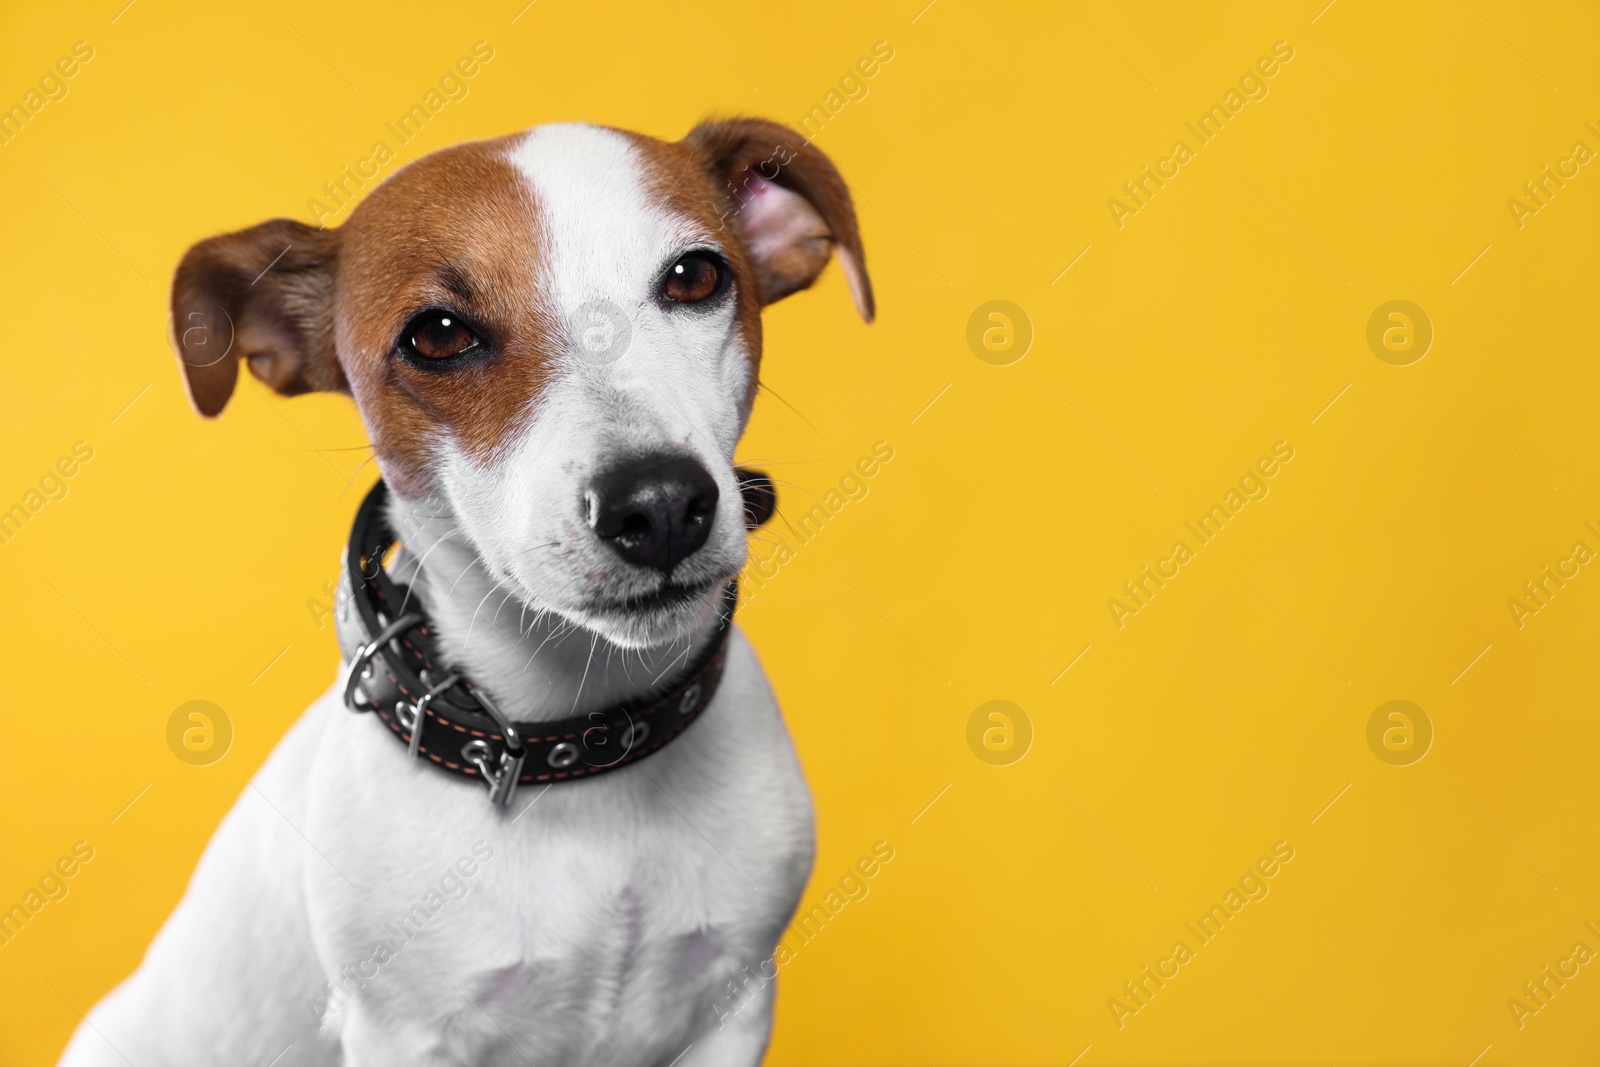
(447, 125), (756, 650)
(58, 124), (812, 1067)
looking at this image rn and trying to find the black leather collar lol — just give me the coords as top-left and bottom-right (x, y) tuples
(337, 469), (776, 805)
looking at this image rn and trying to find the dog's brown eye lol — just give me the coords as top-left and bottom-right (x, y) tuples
(663, 252), (724, 304)
(405, 311), (479, 360)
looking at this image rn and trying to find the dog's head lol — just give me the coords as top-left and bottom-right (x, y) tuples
(170, 120), (872, 648)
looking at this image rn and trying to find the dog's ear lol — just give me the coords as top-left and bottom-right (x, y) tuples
(685, 117), (874, 323)
(169, 219), (344, 417)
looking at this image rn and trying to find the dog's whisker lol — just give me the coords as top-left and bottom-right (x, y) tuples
(759, 477), (811, 494)
(463, 587), (499, 643)
(396, 535), (456, 616)
(732, 457), (834, 467)
(569, 633), (600, 714)
(523, 610), (575, 673)
(444, 551), (484, 604)
(335, 451), (381, 505)
(648, 633), (696, 687)
(756, 380), (824, 437)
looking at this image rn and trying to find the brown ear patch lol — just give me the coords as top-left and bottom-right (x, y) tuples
(684, 117), (874, 322)
(170, 219), (343, 417)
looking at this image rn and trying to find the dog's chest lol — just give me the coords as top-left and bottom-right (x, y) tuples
(303, 654), (812, 1061)
(445, 852), (769, 1057)
(325, 791), (797, 1060)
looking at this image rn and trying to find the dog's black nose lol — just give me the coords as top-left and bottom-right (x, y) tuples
(587, 454), (719, 573)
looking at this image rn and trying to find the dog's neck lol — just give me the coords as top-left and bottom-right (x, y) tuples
(380, 494), (723, 724)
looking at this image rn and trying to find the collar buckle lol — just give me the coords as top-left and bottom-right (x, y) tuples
(400, 670), (462, 759)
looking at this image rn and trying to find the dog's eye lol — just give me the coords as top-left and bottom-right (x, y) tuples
(402, 311), (480, 361)
(663, 252), (725, 304)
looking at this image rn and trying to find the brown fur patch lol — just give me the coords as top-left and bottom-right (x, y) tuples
(334, 135), (560, 498)
(170, 219), (344, 417)
(620, 129), (766, 416)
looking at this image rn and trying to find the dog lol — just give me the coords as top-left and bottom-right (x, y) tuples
(58, 117), (873, 1066)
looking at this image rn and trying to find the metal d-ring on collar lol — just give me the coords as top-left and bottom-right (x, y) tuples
(334, 473), (773, 809)
(340, 612), (422, 712)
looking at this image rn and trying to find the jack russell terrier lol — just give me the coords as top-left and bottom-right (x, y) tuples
(59, 118), (873, 1067)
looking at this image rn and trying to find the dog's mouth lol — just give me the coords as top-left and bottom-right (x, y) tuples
(593, 577), (719, 614)
(567, 575), (728, 649)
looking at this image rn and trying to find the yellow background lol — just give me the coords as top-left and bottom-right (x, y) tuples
(3, 0), (1598, 1063)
